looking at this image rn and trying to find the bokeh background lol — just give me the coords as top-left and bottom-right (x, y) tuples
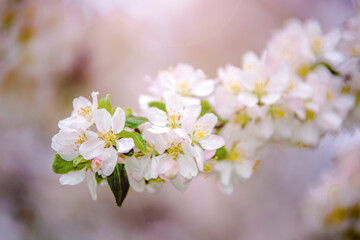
(0, 0), (358, 239)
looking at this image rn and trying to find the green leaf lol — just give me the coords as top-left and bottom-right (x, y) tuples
(107, 163), (130, 207)
(52, 154), (89, 174)
(124, 108), (132, 118)
(200, 100), (212, 117)
(72, 155), (87, 167)
(98, 94), (114, 115)
(118, 130), (146, 153)
(214, 146), (228, 161)
(148, 101), (166, 112)
(125, 115), (148, 129)
(95, 173), (104, 185)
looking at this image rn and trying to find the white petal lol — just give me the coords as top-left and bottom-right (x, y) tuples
(116, 138), (135, 153)
(147, 125), (170, 134)
(164, 92), (184, 114)
(87, 173), (97, 201)
(191, 80), (215, 97)
(261, 93), (281, 105)
(79, 137), (106, 160)
(94, 109), (112, 133)
(237, 92), (258, 107)
(128, 176), (145, 192)
(91, 91), (99, 112)
(204, 149), (216, 161)
(234, 161), (253, 179)
(100, 148), (118, 176)
(178, 155), (198, 179)
(214, 161), (232, 186)
(171, 175), (191, 192)
(196, 113), (218, 132)
(141, 155), (159, 180)
(144, 107), (167, 126)
(173, 128), (189, 140)
(58, 145), (79, 161)
(59, 170), (85, 185)
(193, 144), (205, 171)
(199, 135), (225, 150)
(111, 107), (126, 134)
(73, 96), (91, 111)
(157, 155), (177, 178)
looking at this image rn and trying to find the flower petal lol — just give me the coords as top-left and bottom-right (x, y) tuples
(94, 108), (112, 133)
(111, 107), (126, 134)
(261, 93), (281, 105)
(164, 92), (184, 114)
(100, 148), (118, 176)
(196, 113), (218, 132)
(87, 173), (97, 200)
(116, 138), (135, 153)
(144, 107), (167, 127)
(191, 80), (215, 97)
(79, 137), (106, 160)
(234, 161), (253, 179)
(237, 92), (258, 107)
(199, 135), (225, 150)
(171, 175), (191, 192)
(59, 170), (85, 185)
(177, 155), (198, 179)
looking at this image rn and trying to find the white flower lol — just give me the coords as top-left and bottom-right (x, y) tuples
(237, 51), (290, 106)
(144, 93), (195, 138)
(51, 128), (89, 161)
(158, 63), (215, 97)
(91, 147), (118, 177)
(58, 92), (99, 130)
(79, 107), (135, 160)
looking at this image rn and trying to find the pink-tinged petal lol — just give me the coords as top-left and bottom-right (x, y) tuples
(58, 116), (91, 130)
(53, 129), (79, 146)
(171, 175), (191, 192)
(317, 111), (342, 131)
(91, 91), (99, 111)
(242, 51), (259, 65)
(178, 155), (198, 179)
(140, 155), (159, 180)
(196, 113), (218, 132)
(237, 92), (258, 107)
(181, 104), (201, 133)
(164, 92), (184, 114)
(116, 138), (135, 153)
(157, 155), (177, 179)
(100, 148), (118, 176)
(112, 107), (126, 133)
(87, 173), (97, 200)
(234, 161), (253, 179)
(261, 93), (281, 105)
(204, 149), (216, 161)
(144, 107), (167, 126)
(191, 80), (215, 97)
(94, 109), (112, 133)
(199, 135), (225, 150)
(59, 170), (85, 185)
(79, 138), (106, 160)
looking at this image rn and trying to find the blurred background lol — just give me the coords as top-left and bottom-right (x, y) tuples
(0, 0), (358, 239)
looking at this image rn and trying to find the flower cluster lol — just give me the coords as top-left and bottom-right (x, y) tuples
(303, 144), (360, 239)
(52, 13), (360, 206)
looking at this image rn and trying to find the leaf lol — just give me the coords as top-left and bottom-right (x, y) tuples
(52, 154), (89, 174)
(200, 100), (212, 117)
(124, 108), (132, 118)
(95, 173), (104, 185)
(148, 101), (166, 112)
(125, 115), (148, 129)
(98, 94), (115, 115)
(118, 130), (147, 153)
(72, 155), (87, 167)
(107, 163), (130, 207)
(214, 146), (228, 161)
